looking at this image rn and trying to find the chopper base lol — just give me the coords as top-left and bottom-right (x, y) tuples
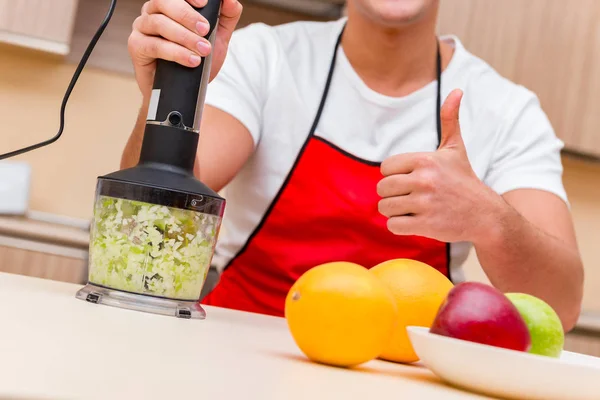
(75, 284), (206, 320)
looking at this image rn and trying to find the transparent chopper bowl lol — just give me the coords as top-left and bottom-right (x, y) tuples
(77, 179), (223, 319)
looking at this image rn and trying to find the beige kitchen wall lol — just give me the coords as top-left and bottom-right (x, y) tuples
(1, 40), (599, 312)
(0, 43), (141, 218)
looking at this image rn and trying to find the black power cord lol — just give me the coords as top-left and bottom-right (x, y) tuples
(0, 0), (118, 161)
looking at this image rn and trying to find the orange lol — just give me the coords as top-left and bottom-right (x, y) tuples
(370, 259), (454, 363)
(285, 262), (398, 368)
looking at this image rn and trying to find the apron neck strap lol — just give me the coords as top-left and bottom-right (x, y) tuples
(307, 25), (346, 137)
(435, 39), (442, 147)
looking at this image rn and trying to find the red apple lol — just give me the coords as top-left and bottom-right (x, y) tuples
(430, 282), (531, 352)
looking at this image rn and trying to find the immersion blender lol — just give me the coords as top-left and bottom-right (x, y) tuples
(75, 0), (226, 319)
(0, 0), (226, 320)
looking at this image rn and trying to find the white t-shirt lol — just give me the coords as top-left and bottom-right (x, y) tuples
(205, 19), (567, 281)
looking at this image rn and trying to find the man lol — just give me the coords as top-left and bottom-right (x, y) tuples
(123, 0), (583, 330)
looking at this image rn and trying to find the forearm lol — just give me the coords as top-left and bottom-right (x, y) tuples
(473, 202), (583, 331)
(121, 98), (150, 170)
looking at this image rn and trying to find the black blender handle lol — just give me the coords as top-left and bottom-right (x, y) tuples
(148, 0), (222, 130)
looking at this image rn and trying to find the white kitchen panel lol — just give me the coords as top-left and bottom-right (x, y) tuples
(0, 161), (31, 215)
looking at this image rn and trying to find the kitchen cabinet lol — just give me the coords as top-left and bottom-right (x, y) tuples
(437, 0), (600, 158)
(566, 333), (600, 358)
(0, 244), (87, 284)
(0, 0), (79, 55)
(567, 314), (600, 358)
(0, 216), (89, 284)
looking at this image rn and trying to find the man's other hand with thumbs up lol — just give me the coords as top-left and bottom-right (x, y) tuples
(377, 89), (504, 243)
(377, 89), (583, 332)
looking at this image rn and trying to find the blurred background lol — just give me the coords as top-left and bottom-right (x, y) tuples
(0, 0), (598, 354)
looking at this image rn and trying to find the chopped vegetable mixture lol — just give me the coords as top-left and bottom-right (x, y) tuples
(88, 196), (220, 300)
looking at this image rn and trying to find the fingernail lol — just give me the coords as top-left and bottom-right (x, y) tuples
(196, 21), (210, 36)
(197, 40), (211, 55)
(189, 54), (201, 66)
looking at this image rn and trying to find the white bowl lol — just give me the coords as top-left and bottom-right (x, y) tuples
(407, 326), (600, 400)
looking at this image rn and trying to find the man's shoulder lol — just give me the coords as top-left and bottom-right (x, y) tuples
(450, 36), (542, 118)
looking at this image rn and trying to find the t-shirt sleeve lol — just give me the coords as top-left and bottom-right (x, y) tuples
(204, 23), (280, 146)
(484, 87), (569, 204)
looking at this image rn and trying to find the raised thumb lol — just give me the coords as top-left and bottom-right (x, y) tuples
(439, 89), (464, 150)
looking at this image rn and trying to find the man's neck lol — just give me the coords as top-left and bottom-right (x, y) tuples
(341, 6), (452, 97)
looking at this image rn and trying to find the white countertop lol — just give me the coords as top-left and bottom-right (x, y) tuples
(0, 272), (501, 400)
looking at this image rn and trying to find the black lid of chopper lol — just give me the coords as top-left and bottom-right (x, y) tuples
(100, 0), (225, 214)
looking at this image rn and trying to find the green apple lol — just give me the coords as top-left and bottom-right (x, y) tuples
(505, 293), (564, 358)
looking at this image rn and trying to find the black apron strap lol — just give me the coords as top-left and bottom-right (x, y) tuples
(308, 26), (346, 137)
(435, 40), (443, 147)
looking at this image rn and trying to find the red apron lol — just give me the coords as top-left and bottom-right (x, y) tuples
(202, 25), (450, 317)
